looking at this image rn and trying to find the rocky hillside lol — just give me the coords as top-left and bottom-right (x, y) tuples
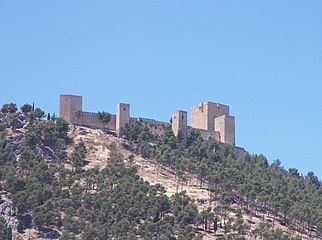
(66, 126), (321, 240)
(0, 103), (321, 240)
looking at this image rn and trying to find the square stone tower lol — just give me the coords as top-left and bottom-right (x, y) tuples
(116, 103), (130, 135)
(191, 101), (229, 131)
(59, 94), (82, 124)
(215, 115), (235, 145)
(172, 110), (187, 144)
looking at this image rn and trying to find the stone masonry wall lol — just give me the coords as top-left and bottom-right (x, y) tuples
(187, 127), (220, 142)
(59, 94), (82, 124)
(215, 115), (235, 145)
(81, 112), (116, 130)
(132, 117), (170, 136)
(172, 110), (187, 144)
(116, 103), (130, 134)
(191, 103), (207, 130)
(190, 101), (229, 132)
(59, 94), (236, 145)
(206, 102), (229, 131)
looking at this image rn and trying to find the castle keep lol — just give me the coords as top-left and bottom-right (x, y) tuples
(60, 94), (235, 145)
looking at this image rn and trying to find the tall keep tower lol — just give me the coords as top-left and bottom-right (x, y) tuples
(190, 101), (235, 145)
(191, 101), (229, 131)
(116, 103), (130, 135)
(59, 94), (82, 124)
(172, 110), (187, 144)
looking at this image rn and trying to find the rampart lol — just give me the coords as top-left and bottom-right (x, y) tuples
(187, 127), (220, 141)
(132, 117), (170, 136)
(59, 94), (236, 145)
(81, 111), (116, 130)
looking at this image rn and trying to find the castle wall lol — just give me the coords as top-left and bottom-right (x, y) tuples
(59, 94), (236, 145)
(191, 103), (207, 130)
(81, 112), (116, 130)
(133, 117), (170, 136)
(187, 127), (220, 141)
(206, 102), (229, 131)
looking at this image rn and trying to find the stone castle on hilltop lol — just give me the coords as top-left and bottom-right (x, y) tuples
(60, 94), (235, 145)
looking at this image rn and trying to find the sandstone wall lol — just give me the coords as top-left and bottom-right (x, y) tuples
(59, 94), (236, 145)
(59, 94), (82, 124)
(172, 110), (187, 143)
(132, 117), (170, 136)
(215, 115), (235, 145)
(191, 103), (207, 130)
(191, 101), (229, 131)
(116, 103), (130, 134)
(81, 112), (116, 130)
(206, 102), (229, 131)
(187, 127), (220, 142)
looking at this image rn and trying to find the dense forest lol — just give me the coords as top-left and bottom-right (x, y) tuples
(0, 103), (321, 240)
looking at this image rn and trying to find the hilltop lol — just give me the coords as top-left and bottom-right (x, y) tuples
(0, 103), (321, 240)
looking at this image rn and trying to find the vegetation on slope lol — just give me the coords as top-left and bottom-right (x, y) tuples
(121, 120), (322, 239)
(0, 104), (201, 239)
(0, 103), (321, 240)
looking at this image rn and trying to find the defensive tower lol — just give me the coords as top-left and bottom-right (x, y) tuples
(191, 101), (229, 131)
(191, 101), (235, 145)
(172, 110), (187, 144)
(58, 94), (236, 145)
(59, 94), (82, 124)
(116, 103), (130, 134)
(215, 115), (235, 145)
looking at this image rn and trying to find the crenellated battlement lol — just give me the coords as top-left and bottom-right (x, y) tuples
(136, 117), (169, 125)
(59, 94), (235, 145)
(82, 111), (116, 117)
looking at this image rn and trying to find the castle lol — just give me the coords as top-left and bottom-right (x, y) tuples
(59, 94), (235, 145)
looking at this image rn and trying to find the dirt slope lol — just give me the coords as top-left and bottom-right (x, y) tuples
(67, 126), (315, 240)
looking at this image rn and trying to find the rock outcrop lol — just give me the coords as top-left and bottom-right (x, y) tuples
(0, 199), (18, 228)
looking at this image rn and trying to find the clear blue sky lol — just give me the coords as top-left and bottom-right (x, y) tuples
(0, 1), (321, 179)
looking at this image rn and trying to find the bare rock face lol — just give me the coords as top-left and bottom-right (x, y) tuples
(6, 133), (25, 155)
(38, 230), (60, 239)
(0, 200), (15, 217)
(6, 132), (61, 163)
(10, 118), (24, 129)
(34, 147), (60, 163)
(0, 199), (18, 228)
